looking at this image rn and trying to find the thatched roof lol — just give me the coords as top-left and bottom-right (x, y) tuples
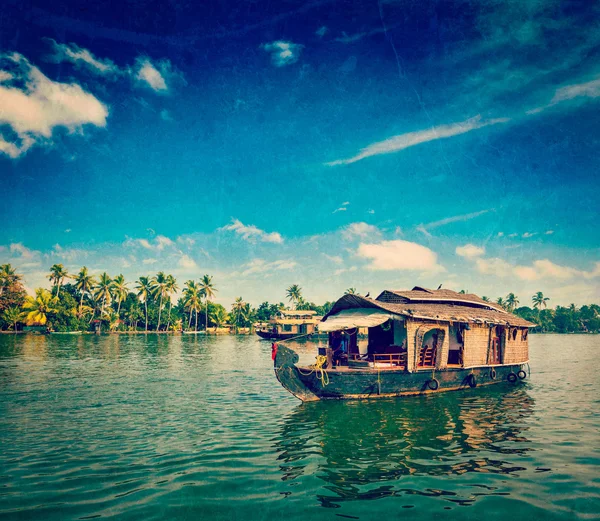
(323, 288), (535, 327)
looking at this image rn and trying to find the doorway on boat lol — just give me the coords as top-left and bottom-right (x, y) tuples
(490, 326), (504, 364)
(447, 324), (465, 366)
(418, 329), (442, 368)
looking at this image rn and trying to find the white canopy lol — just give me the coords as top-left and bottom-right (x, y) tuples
(318, 308), (399, 332)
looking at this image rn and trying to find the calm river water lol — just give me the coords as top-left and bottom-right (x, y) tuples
(0, 334), (598, 520)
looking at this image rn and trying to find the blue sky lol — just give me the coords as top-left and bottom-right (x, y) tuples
(0, 0), (599, 306)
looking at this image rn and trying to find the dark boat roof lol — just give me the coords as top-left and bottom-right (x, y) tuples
(324, 287), (535, 327)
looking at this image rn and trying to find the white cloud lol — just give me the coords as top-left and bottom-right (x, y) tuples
(160, 109), (173, 121)
(316, 26), (328, 38)
(342, 222), (380, 240)
(342, 201), (350, 206)
(128, 235), (175, 251)
(551, 77), (600, 104)
(367, 209), (375, 214)
(522, 232), (537, 238)
(51, 244), (88, 262)
(333, 207), (347, 213)
(241, 258), (297, 276)
(357, 240), (444, 272)
(497, 232), (504, 237)
(142, 258), (158, 265)
(0, 53), (108, 158)
(326, 116), (509, 166)
(545, 230), (554, 235)
(456, 244), (485, 258)
(178, 254), (197, 269)
(0, 71), (13, 82)
(10, 243), (38, 259)
(220, 219), (283, 244)
(46, 39), (118, 75)
(475, 257), (513, 277)
(135, 58), (168, 91)
(261, 41), (303, 67)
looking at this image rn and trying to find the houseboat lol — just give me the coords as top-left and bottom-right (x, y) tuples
(256, 309), (321, 340)
(273, 287), (535, 401)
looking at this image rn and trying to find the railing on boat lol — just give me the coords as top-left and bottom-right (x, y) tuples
(349, 352), (407, 369)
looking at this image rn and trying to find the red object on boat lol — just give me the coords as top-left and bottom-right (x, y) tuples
(271, 342), (278, 361)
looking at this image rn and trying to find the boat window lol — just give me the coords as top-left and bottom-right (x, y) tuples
(521, 328), (528, 341)
(512, 328), (518, 341)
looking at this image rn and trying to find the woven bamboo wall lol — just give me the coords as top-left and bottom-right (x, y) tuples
(503, 327), (529, 363)
(462, 325), (490, 366)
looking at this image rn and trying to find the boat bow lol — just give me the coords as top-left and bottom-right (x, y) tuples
(273, 344), (320, 402)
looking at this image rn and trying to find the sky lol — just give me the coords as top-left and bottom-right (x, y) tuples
(0, 0), (599, 307)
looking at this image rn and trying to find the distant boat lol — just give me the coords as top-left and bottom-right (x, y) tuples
(256, 309), (321, 340)
(274, 287), (535, 402)
(50, 331), (83, 335)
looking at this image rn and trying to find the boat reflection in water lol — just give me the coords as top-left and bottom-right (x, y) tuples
(274, 386), (536, 509)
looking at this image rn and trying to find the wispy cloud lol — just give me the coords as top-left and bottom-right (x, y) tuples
(326, 116), (509, 166)
(261, 41), (303, 67)
(45, 39), (119, 75)
(126, 235), (175, 251)
(528, 76), (600, 114)
(220, 219), (283, 244)
(333, 207), (347, 213)
(0, 53), (108, 158)
(134, 57), (168, 91)
(417, 209), (491, 237)
(241, 258), (296, 276)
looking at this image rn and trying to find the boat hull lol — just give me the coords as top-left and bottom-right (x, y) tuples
(274, 345), (528, 402)
(256, 330), (306, 340)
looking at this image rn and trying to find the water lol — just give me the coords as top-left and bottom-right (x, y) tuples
(0, 334), (598, 520)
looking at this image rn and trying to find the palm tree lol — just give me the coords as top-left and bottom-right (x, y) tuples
(231, 297), (246, 333)
(2, 306), (21, 332)
(0, 264), (22, 297)
(48, 264), (68, 299)
(74, 267), (95, 318)
(164, 274), (178, 331)
(532, 292), (550, 313)
(183, 280), (199, 329)
(199, 274), (216, 331)
(21, 289), (59, 326)
(482, 296), (490, 302)
(111, 274), (128, 318)
(210, 307), (228, 329)
(151, 272), (167, 330)
(184, 282), (202, 331)
(135, 276), (152, 331)
(505, 293), (519, 312)
(496, 297), (506, 310)
(344, 288), (357, 295)
(94, 272), (113, 318)
(286, 284), (303, 309)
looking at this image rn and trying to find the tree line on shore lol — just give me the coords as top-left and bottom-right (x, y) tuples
(0, 264), (333, 333)
(0, 263), (599, 333)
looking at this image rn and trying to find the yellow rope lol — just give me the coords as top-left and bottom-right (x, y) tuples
(298, 355), (330, 386)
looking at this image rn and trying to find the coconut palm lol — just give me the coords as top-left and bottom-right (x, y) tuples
(184, 282), (202, 331)
(210, 307), (228, 329)
(0, 264), (22, 297)
(48, 264), (68, 299)
(2, 306), (21, 332)
(151, 272), (168, 331)
(344, 288), (357, 295)
(286, 284), (303, 309)
(532, 292), (550, 312)
(111, 274), (128, 318)
(164, 274), (178, 331)
(199, 274), (216, 331)
(496, 297), (506, 310)
(482, 296), (490, 302)
(135, 276), (152, 331)
(183, 280), (199, 329)
(94, 272), (113, 317)
(505, 293), (519, 312)
(21, 289), (59, 326)
(231, 297), (246, 333)
(74, 267), (95, 318)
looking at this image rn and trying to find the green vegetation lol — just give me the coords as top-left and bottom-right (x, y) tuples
(1, 265), (599, 333)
